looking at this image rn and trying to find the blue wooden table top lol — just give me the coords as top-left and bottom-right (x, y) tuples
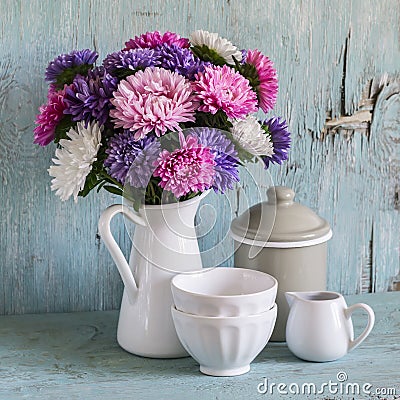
(0, 292), (399, 400)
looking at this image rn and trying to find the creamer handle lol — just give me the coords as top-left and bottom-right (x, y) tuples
(345, 303), (375, 352)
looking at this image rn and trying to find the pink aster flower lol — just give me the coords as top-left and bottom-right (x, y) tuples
(124, 31), (189, 50)
(110, 67), (197, 139)
(153, 132), (215, 198)
(34, 86), (69, 146)
(245, 49), (278, 113)
(192, 65), (258, 119)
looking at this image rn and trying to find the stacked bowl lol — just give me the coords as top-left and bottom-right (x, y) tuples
(171, 267), (278, 376)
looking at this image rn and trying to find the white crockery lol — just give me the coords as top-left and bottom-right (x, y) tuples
(98, 191), (210, 358)
(171, 267), (277, 317)
(285, 291), (375, 362)
(171, 303), (277, 376)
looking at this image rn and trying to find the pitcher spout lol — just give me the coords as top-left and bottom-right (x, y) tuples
(285, 291), (300, 308)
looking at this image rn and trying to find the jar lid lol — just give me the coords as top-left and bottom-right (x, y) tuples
(230, 186), (332, 248)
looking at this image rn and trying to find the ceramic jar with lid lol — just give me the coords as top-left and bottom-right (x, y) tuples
(230, 186), (332, 342)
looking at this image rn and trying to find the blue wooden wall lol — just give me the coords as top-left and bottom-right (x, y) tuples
(0, 0), (399, 315)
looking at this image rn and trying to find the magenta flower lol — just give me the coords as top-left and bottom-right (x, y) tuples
(153, 132), (215, 198)
(124, 31), (189, 50)
(245, 49), (278, 113)
(192, 65), (258, 119)
(110, 67), (197, 139)
(34, 86), (70, 146)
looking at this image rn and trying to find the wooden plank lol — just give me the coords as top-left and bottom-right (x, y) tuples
(0, 0), (399, 314)
(0, 292), (398, 399)
(369, 80), (400, 292)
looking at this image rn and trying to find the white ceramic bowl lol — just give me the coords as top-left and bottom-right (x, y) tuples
(171, 303), (277, 376)
(171, 267), (277, 317)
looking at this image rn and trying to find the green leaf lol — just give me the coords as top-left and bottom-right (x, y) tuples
(132, 198), (141, 212)
(98, 171), (123, 188)
(78, 170), (102, 198)
(193, 111), (232, 131)
(96, 180), (107, 193)
(54, 64), (95, 89)
(87, 172), (97, 187)
(191, 45), (227, 67)
(159, 131), (180, 152)
(54, 115), (74, 143)
(180, 191), (201, 202)
(114, 67), (144, 80)
(261, 124), (272, 137)
(234, 62), (260, 91)
(103, 185), (123, 196)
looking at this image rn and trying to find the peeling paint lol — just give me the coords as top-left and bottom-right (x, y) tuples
(325, 109), (372, 131)
(390, 278), (400, 291)
(323, 75), (399, 136)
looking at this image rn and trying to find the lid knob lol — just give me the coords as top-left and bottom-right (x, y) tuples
(267, 186), (295, 205)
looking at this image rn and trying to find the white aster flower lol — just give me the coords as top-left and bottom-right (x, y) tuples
(48, 121), (102, 202)
(230, 115), (274, 156)
(190, 29), (242, 64)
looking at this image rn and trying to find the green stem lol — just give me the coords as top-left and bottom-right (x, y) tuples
(99, 171), (123, 189)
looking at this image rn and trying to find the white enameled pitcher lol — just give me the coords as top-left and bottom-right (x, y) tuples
(98, 191), (209, 358)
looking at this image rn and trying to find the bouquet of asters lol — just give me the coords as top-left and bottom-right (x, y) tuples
(34, 30), (290, 208)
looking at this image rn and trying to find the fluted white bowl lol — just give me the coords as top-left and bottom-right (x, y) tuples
(171, 267), (277, 317)
(171, 303), (277, 376)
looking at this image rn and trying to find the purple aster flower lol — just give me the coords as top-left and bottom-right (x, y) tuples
(102, 48), (160, 77)
(261, 117), (291, 169)
(104, 131), (161, 186)
(63, 67), (118, 126)
(187, 127), (240, 193)
(45, 49), (98, 84)
(155, 44), (209, 80)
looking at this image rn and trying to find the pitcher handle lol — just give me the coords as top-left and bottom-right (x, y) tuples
(345, 303), (375, 352)
(98, 204), (146, 303)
